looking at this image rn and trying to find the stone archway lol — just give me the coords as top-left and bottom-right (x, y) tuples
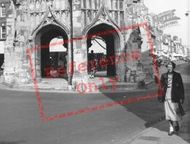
(86, 23), (121, 78)
(34, 24), (69, 79)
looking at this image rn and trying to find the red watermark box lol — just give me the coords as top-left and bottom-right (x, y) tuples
(26, 22), (161, 122)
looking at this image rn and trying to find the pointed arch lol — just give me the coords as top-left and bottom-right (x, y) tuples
(33, 23), (69, 78)
(30, 7), (69, 39)
(82, 6), (121, 36)
(29, 8), (70, 79)
(81, 6), (125, 79)
(85, 23), (122, 77)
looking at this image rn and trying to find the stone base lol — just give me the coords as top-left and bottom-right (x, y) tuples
(3, 73), (15, 84)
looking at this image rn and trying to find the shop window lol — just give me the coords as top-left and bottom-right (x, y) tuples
(0, 3), (6, 17)
(113, 0), (118, 9)
(0, 24), (6, 39)
(119, 0), (123, 10)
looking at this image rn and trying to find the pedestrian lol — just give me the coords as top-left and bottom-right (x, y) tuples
(88, 50), (96, 78)
(158, 61), (185, 136)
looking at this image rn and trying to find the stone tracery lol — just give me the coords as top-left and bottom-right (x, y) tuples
(3, 0), (154, 87)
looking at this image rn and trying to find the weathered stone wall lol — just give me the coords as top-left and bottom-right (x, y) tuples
(3, 0), (154, 87)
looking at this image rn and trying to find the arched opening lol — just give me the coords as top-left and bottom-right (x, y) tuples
(86, 23), (120, 77)
(35, 24), (68, 79)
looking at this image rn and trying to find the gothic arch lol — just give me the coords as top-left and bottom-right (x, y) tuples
(81, 6), (126, 79)
(30, 7), (69, 39)
(28, 8), (70, 79)
(33, 23), (69, 78)
(82, 6), (121, 37)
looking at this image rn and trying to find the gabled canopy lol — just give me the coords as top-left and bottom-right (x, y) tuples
(31, 7), (69, 39)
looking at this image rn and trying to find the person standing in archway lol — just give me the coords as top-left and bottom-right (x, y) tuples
(89, 50), (96, 78)
(158, 61), (185, 136)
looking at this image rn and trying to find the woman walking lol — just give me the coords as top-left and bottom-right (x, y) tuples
(158, 61), (185, 136)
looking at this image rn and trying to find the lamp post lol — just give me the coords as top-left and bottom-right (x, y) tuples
(185, 0), (190, 58)
(68, 0), (74, 87)
(185, 11), (190, 58)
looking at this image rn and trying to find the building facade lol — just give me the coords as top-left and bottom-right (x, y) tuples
(3, 0), (154, 89)
(0, 0), (11, 69)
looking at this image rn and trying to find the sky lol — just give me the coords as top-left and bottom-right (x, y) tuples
(90, 0), (190, 54)
(144, 0), (190, 47)
(49, 38), (67, 52)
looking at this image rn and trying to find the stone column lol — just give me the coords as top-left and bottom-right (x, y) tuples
(3, 7), (16, 84)
(72, 0), (88, 86)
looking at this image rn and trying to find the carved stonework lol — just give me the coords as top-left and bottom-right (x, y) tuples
(81, 0), (124, 27)
(3, 0), (154, 88)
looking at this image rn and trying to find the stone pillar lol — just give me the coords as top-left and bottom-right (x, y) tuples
(3, 11), (16, 84)
(72, 0), (88, 86)
(4, 1), (32, 85)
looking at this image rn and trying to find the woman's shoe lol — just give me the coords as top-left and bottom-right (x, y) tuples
(168, 131), (175, 136)
(175, 126), (180, 132)
(174, 131), (179, 135)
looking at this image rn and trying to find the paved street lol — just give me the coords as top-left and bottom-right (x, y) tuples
(0, 0), (189, 143)
(0, 89), (153, 144)
(0, 63), (189, 144)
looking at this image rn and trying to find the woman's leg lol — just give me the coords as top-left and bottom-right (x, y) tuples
(169, 120), (174, 132)
(168, 120), (175, 135)
(174, 121), (180, 132)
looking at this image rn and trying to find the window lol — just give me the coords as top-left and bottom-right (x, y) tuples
(95, 0), (97, 9)
(0, 3), (6, 17)
(107, 0), (111, 9)
(81, 0), (84, 8)
(91, 0), (95, 9)
(89, 0), (92, 9)
(113, 0), (118, 9)
(119, 0), (123, 10)
(120, 12), (124, 26)
(86, 0), (89, 8)
(114, 12), (118, 23)
(0, 24), (6, 39)
(133, 0), (140, 3)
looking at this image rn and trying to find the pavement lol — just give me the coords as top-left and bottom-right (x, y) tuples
(123, 104), (190, 144)
(125, 126), (189, 144)
(0, 82), (189, 144)
(0, 75), (156, 94)
(125, 112), (190, 144)
(0, 62), (189, 144)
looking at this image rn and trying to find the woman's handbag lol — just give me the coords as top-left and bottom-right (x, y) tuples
(177, 103), (185, 116)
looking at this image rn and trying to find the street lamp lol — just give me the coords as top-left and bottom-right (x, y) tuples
(68, 0), (74, 87)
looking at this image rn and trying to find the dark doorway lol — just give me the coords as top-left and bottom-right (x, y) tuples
(35, 24), (68, 79)
(87, 23), (120, 77)
(0, 54), (4, 68)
